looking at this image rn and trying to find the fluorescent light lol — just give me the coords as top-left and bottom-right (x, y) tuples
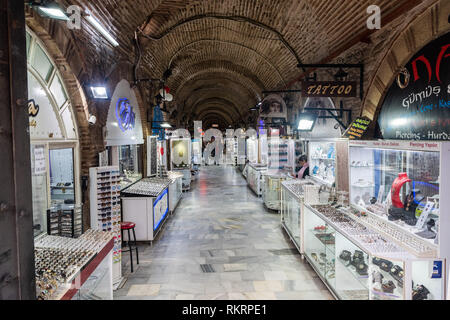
(89, 86), (108, 99)
(86, 15), (119, 47)
(298, 119), (314, 130)
(161, 122), (172, 128)
(38, 6), (70, 20)
(297, 112), (317, 131)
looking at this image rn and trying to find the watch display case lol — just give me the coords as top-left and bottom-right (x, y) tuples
(303, 202), (447, 300)
(262, 172), (292, 211)
(247, 163), (268, 197)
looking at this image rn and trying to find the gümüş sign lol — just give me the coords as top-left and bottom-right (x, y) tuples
(116, 98), (136, 132)
(377, 32), (450, 140)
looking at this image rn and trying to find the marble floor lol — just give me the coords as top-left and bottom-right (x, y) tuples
(114, 165), (333, 300)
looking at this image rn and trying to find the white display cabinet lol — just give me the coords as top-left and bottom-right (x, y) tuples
(120, 178), (170, 241)
(89, 166), (122, 288)
(281, 179), (316, 253)
(309, 140), (337, 187)
(146, 136), (158, 177)
(246, 138), (258, 164)
(262, 172), (292, 211)
(308, 139), (349, 191)
(303, 202), (447, 300)
(170, 138), (191, 191)
(167, 171), (183, 214)
(247, 163), (267, 197)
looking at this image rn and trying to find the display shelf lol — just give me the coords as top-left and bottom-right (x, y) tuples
(89, 166), (122, 287)
(170, 138), (191, 170)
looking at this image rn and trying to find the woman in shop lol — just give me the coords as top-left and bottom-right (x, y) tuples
(296, 155), (309, 179)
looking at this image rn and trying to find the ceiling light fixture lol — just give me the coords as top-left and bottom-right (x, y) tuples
(297, 112), (318, 131)
(88, 85), (109, 99)
(28, 1), (70, 21)
(85, 14), (119, 47)
(161, 122), (172, 128)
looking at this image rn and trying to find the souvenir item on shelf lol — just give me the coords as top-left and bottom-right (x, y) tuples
(381, 280), (396, 293)
(412, 284), (430, 300)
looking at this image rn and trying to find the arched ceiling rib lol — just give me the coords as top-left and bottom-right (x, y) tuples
(57, 0), (421, 125)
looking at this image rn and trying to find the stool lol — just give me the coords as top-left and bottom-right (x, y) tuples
(121, 221), (139, 273)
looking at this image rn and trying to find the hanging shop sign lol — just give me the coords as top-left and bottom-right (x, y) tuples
(301, 81), (357, 97)
(259, 94), (287, 120)
(105, 79), (144, 146)
(377, 32), (450, 140)
(342, 116), (372, 140)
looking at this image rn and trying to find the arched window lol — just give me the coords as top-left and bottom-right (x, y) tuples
(27, 28), (81, 237)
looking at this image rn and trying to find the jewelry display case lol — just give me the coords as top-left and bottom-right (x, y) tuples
(246, 137), (258, 164)
(121, 177), (170, 241)
(308, 139), (349, 190)
(247, 163), (268, 197)
(34, 230), (114, 300)
(262, 172), (292, 211)
(47, 204), (82, 238)
(170, 138), (192, 191)
(170, 138), (191, 170)
(303, 202), (447, 300)
(267, 138), (295, 173)
(89, 166), (122, 288)
(146, 136), (158, 177)
(281, 179), (316, 253)
(167, 171), (183, 215)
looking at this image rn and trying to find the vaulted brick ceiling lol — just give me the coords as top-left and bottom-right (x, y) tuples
(57, 0), (419, 128)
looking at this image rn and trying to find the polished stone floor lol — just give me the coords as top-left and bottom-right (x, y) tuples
(114, 165), (333, 300)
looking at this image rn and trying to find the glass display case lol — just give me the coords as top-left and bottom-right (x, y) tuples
(281, 179), (315, 253)
(170, 138), (191, 170)
(348, 141), (450, 260)
(309, 140), (337, 187)
(262, 172), (292, 211)
(246, 138), (258, 164)
(247, 163), (267, 197)
(303, 202), (447, 300)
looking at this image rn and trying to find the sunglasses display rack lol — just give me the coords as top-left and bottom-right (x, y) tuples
(89, 166), (122, 289)
(34, 230), (114, 300)
(46, 205), (83, 238)
(267, 138), (295, 172)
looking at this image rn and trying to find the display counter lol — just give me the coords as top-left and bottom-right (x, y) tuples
(303, 203), (446, 300)
(247, 163), (268, 197)
(121, 177), (170, 241)
(167, 171), (183, 214)
(281, 179), (316, 253)
(262, 171), (293, 211)
(34, 230), (114, 300)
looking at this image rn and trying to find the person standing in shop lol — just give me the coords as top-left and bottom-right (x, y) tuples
(296, 155), (309, 179)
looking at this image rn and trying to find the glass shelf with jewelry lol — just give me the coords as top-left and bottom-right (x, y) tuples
(309, 140), (337, 187)
(303, 199), (447, 300)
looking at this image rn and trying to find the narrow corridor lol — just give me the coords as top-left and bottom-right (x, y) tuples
(115, 166), (333, 300)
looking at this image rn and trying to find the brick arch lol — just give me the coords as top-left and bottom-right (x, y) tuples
(360, 0), (450, 121)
